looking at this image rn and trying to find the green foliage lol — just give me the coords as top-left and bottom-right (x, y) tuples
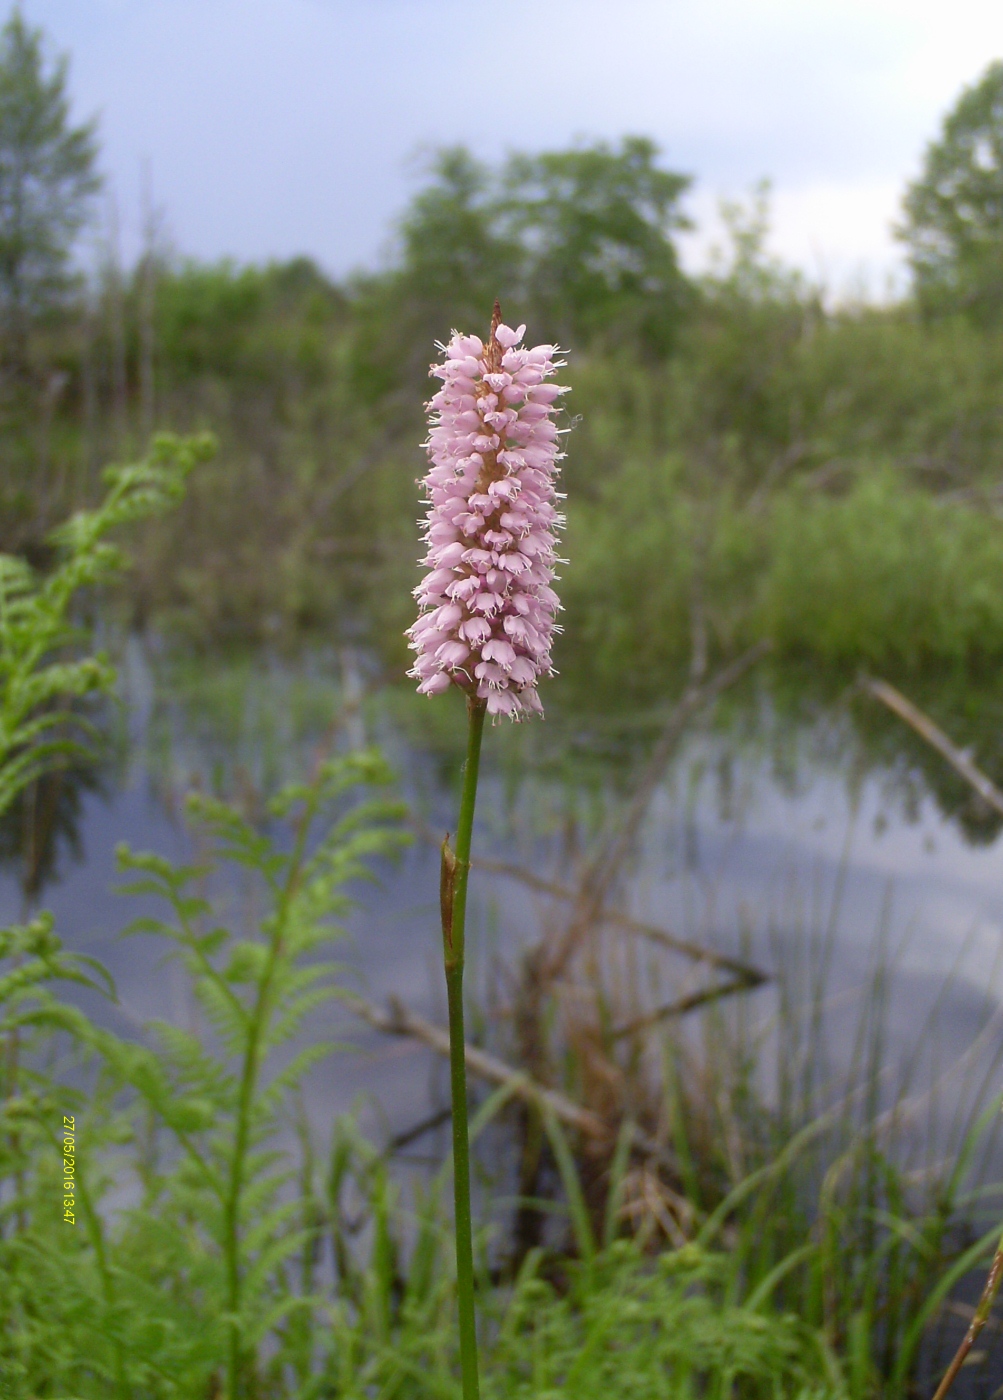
(0, 437), (207, 1395)
(4, 52), (1003, 1393)
(322, 1233), (840, 1399)
(154, 256), (344, 386)
(0, 7), (99, 364)
(561, 447), (1003, 702)
(0, 748), (409, 1399)
(502, 136), (692, 356)
(481, 1242), (836, 1399)
(764, 473), (1003, 665)
(388, 147), (523, 371)
(120, 259), (368, 643)
(0, 433), (214, 819)
(6, 24), (1003, 680)
(14, 123), (1003, 683)
(6, 815), (991, 1400)
(382, 135), (693, 359)
(0, 694), (992, 1398)
(352, 136), (692, 403)
(104, 753), (407, 1398)
(901, 59), (1003, 321)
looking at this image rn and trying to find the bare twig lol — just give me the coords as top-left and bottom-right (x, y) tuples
(386, 1106), (452, 1155)
(469, 854), (766, 984)
(860, 676), (1003, 820)
(611, 974), (765, 1040)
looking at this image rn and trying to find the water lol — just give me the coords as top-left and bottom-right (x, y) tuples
(4, 637), (1003, 1151)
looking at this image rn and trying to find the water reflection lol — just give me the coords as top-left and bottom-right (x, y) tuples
(3, 635), (1003, 1147)
(0, 765), (103, 910)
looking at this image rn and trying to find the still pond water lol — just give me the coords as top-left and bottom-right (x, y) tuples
(4, 637), (1003, 1147)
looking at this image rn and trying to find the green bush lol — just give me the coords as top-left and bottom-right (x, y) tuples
(764, 473), (1003, 666)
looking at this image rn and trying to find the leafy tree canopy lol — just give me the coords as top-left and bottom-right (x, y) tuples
(354, 137), (693, 394)
(502, 136), (693, 355)
(0, 8), (99, 368)
(397, 147), (522, 331)
(901, 59), (1003, 322)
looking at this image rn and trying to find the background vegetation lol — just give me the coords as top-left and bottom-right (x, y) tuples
(6, 9), (1003, 1397)
(5, 20), (1003, 707)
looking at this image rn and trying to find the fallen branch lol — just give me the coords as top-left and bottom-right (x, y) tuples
(347, 992), (678, 1172)
(860, 676), (1003, 820)
(348, 992), (605, 1139)
(611, 974), (764, 1040)
(387, 1105), (452, 1155)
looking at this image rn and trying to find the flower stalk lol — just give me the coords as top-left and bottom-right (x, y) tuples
(409, 303), (568, 1398)
(441, 694), (487, 1400)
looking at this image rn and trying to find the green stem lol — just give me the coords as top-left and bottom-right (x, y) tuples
(224, 792), (317, 1400)
(443, 696), (486, 1400)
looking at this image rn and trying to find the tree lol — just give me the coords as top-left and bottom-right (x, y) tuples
(353, 138), (694, 394)
(900, 60), (1003, 323)
(349, 147), (522, 399)
(397, 147), (521, 329)
(0, 8), (99, 373)
(502, 136), (693, 355)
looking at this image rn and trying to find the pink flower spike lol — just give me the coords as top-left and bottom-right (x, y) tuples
(406, 301), (569, 721)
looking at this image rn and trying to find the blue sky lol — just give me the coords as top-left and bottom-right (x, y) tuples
(23, 0), (1003, 295)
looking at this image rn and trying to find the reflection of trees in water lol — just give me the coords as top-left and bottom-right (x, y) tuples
(0, 760), (107, 907)
(0, 686), (117, 908)
(845, 674), (1003, 846)
(714, 659), (1003, 848)
(136, 643), (361, 820)
(10, 631), (1003, 922)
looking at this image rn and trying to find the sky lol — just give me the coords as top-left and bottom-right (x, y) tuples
(21, 0), (1003, 297)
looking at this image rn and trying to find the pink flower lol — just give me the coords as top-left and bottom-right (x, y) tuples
(406, 306), (568, 720)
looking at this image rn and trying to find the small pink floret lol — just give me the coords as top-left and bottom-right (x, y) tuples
(406, 319), (568, 720)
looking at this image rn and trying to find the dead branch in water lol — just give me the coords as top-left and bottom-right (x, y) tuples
(860, 675), (1003, 819)
(470, 854), (766, 986)
(346, 992), (679, 1171)
(611, 975), (765, 1040)
(348, 992), (605, 1138)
